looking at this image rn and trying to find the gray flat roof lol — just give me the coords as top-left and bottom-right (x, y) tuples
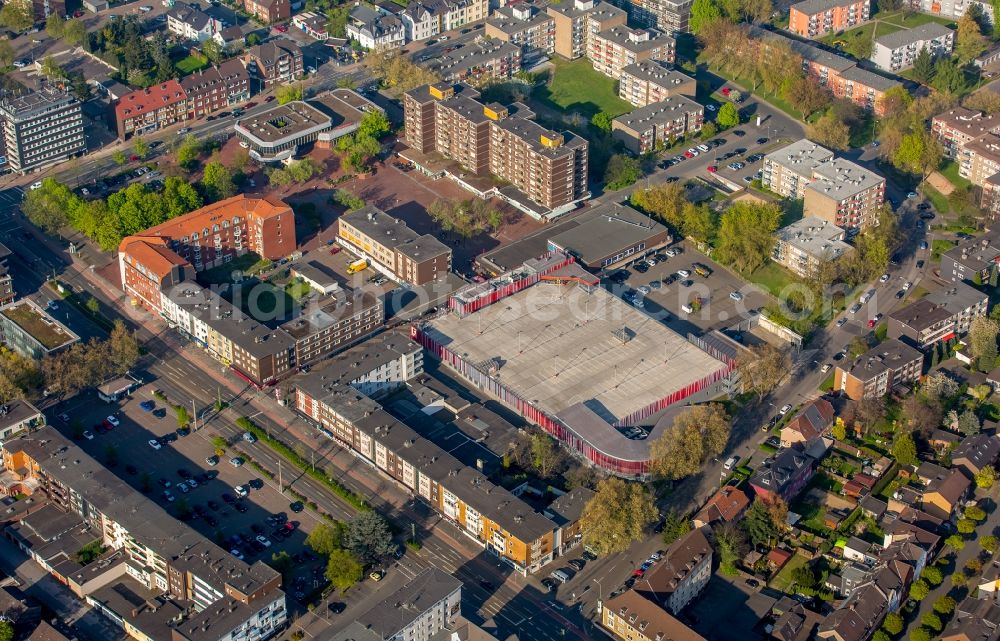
(0, 399), (42, 433)
(791, 0), (861, 15)
(621, 61), (694, 89)
(843, 338), (922, 378)
(875, 22), (953, 50)
(806, 157), (884, 200)
(766, 139), (834, 174)
(775, 216), (851, 261)
(353, 569), (461, 639)
(234, 101), (332, 145)
(614, 94), (703, 130)
(748, 25), (856, 72)
(487, 3), (553, 35)
(423, 282), (729, 421)
(838, 65), (903, 92)
(595, 26), (673, 53)
(547, 202), (668, 265)
(925, 281), (988, 315)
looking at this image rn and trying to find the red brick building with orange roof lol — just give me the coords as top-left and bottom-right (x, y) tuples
(113, 80), (188, 140)
(118, 194), (296, 313)
(692, 486), (750, 528)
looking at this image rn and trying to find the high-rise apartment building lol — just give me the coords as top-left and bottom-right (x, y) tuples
(0, 88), (85, 174)
(547, 0), (626, 59)
(588, 26), (674, 78)
(485, 3), (556, 55)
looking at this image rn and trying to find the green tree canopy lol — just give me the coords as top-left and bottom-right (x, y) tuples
(717, 102), (740, 128)
(579, 478), (658, 556)
(325, 549), (363, 592)
(715, 201), (781, 273)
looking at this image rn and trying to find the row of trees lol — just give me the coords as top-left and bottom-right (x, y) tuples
(363, 49), (441, 93)
(630, 182), (715, 245)
(334, 110), (392, 173)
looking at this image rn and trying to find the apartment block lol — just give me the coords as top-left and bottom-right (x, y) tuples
(907, 0), (993, 21)
(114, 81), (188, 139)
(0, 88), (85, 174)
(0, 299), (79, 360)
(932, 107), (1000, 159)
(2, 427), (287, 641)
(179, 58), (251, 120)
(611, 94), (703, 154)
(871, 23), (954, 72)
(804, 157), (886, 231)
(940, 230), (1000, 284)
(337, 206), (452, 285)
(960, 132), (1000, 187)
(242, 40), (304, 89)
(418, 39), (523, 84)
(547, 0), (626, 60)
(243, 0), (288, 24)
(0, 242), (13, 306)
(888, 281), (988, 349)
(400, 0), (488, 41)
(771, 216), (852, 278)
(748, 26), (901, 115)
(602, 590), (707, 641)
(762, 139), (835, 199)
(618, 60), (695, 107)
(402, 83), (589, 215)
(486, 3), (556, 55)
(633, 528), (713, 614)
(834, 338), (923, 399)
(619, 0), (693, 34)
(588, 26), (674, 78)
(293, 340), (559, 575)
(788, 0), (870, 38)
(347, 4), (406, 49)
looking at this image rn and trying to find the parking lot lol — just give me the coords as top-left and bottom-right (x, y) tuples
(50, 386), (331, 606)
(661, 132), (771, 190)
(608, 239), (771, 336)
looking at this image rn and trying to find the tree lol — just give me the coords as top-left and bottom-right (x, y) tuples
(965, 504), (987, 521)
(700, 121), (719, 140)
(176, 134), (202, 169)
(426, 198), (502, 239)
(306, 522), (344, 556)
(957, 517), (977, 534)
(790, 565), (817, 589)
(246, 32), (261, 46)
(712, 522), (746, 575)
(270, 550), (293, 580)
(784, 75), (830, 119)
(892, 430), (918, 466)
(958, 409), (982, 436)
(0, 620), (12, 641)
(40, 56), (66, 81)
(832, 417), (847, 441)
(808, 112), (851, 150)
(945, 534), (966, 550)
(717, 102), (740, 128)
(63, 19), (86, 46)
(276, 84), (304, 104)
(579, 478), (657, 556)
(981, 534), (999, 553)
(660, 511), (692, 545)
(743, 499), (779, 548)
(909, 628), (931, 641)
(0, 39), (14, 68)
(912, 47), (936, 84)
(113, 150), (127, 166)
(133, 137), (150, 160)
(923, 372), (960, 400)
(683, 203), (717, 244)
(362, 48), (440, 91)
(591, 111), (614, 133)
(715, 200), (781, 273)
(345, 511), (396, 564)
(650, 404), (731, 479)
(893, 130), (942, 177)
(530, 433), (563, 478)
(357, 110), (391, 140)
(174, 405), (189, 428)
(909, 579), (930, 600)
(900, 394), (943, 436)
(977, 466), (996, 489)
(933, 595), (957, 615)
(969, 316), (999, 370)
(46, 13), (65, 39)
(202, 37), (223, 64)
(604, 154), (643, 190)
(736, 344), (790, 399)
(689, 0), (723, 33)
(921, 565), (944, 586)
(965, 89), (1000, 113)
(201, 162), (237, 202)
(108, 320), (140, 374)
(872, 632), (891, 641)
(0, 0), (34, 31)
(932, 56), (968, 94)
(922, 613), (943, 633)
(21, 178), (76, 233)
(957, 12), (988, 62)
(883, 613), (904, 636)
(325, 549), (363, 592)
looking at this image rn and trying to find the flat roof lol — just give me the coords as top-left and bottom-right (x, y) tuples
(791, 0), (860, 15)
(0, 300), (80, 351)
(925, 281), (988, 315)
(487, 3), (553, 35)
(838, 65), (903, 92)
(933, 107), (1000, 138)
(477, 215), (585, 273)
(806, 157), (884, 200)
(595, 26), (673, 53)
(613, 94), (703, 130)
(621, 60), (694, 89)
(843, 338), (922, 379)
(775, 216), (851, 260)
(875, 22), (953, 50)
(766, 139), (834, 175)
(547, 202), (668, 265)
(423, 282), (729, 421)
(234, 101), (332, 145)
(0, 399), (42, 432)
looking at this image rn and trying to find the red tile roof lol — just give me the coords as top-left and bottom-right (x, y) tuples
(130, 194), (291, 242)
(115, 80), (188, 122)
(120, 236), (191, 280)
(694, 486), (750, 525)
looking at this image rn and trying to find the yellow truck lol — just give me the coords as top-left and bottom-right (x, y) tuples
(347, 259), (368, 274)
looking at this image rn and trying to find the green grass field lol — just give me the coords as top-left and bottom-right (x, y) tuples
(768, 553), (811, 591)
(533, 58), (632, 119)
(750, 262), (799, 297)
(921, 182), (951, 213)
(939, 160), (972, 190)
(176, 54), (210, 75)
(819, 11), (956, 59)
(932, 238), (958, 260)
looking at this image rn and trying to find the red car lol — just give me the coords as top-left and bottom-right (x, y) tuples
(330, 246), (341, 255)
(683, 150), (694, 158)
(721, 86), (731, 97)
(73, 9), (84, 16)
(129, 154), (139, 161)
(274, 24), (288, 32)
(102, 418), (115, 430)
(707, 165), (717, 173)
(244, 102), (256, 109)
(632, 568), (645, 578)
(283, 521), (296, 531)
(264, 95), (275, 103)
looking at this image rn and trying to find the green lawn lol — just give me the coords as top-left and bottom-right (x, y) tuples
(939, 160), (972, 190)
(876, 9), (957, 28)
(533, 58), (631, 119)
(921, 182), (951, 213)
(176, 54), (210, 75)
(701, 65), (803, 120)
(750, 261), (799, 297)
(931, 238), (958, 260)
(768, 553), (810, 591)
(198, 253), (269, 285)
(285, 279), (312, 300)
(819, 20), (903, 59)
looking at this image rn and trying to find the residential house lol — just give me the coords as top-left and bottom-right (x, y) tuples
(931, 107), (1000, 159)
(337, 206), (452, 285)
(113, 81), (188, 140)
(0, 400), (43, 442)
(940, 229), (1000, 284)
(940, 597), (1000, 641)
(242, 40), (304, 89)
(588, 26), (675, 79)
(833, 339), (923, 400)
(547, 0), (627, 60)
(292, 11), (330, 40)
(692, 486), (750, 528)
(611, 95), (703, 154)
(165, 2), (224, 43)
(888, 281), (988, 349)
(485, 3), (556, 56)
(244, 0), (289, 24)
(952, 433), (1000, 479)
(788, 0), (870, 38)
(624, 0), (693, 34)
(543, 487), (595, 553)
(179, 58), (251, 120)
(921, 467), (972, 521)
(347, 4), (406, 50)
(618, 60), (696, 107)
(400, 0), (488, 41)
(771, 601), (825, 641)
(749, 442), (816, 502)
(632, 528), (713, 614)
(780, 398), (835, 447)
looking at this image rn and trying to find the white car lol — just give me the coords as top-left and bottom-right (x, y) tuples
(239, 141), (249, 149)
(30, 181), (42, 190)
(686, 148), (699, 157)
(676, 269), (691, 278)
(903, 281), (912, 290)
(177, 482), (189, 493)
(229, 457), (244, 467)
(666, 248), (680, 257)
(255, 535), (272, 548)
(706, 104), (718, 112)
(234, 485), (249, 497)
(696, 144), (710, 153)
(139, 5), (152, 10)
(306, 66), (316, 73)
(821, 363), (832, 373)
(231, 549), (244, 560)
(83, 430), (94, 440)
(106, 415), (120, 427)
(11, 60), (25, 68)
(148, 439), (162, 450)
(879, 273), (890, 283)
(729, 291), (743, 301)
(178, 127), (191, 134)
(779, 404), (793, 415)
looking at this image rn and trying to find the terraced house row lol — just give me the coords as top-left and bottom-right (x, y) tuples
(292, 331), (570, 575)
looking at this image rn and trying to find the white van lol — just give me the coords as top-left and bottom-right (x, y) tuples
(234, 485), (249, 498)
(723, 456), (739, 471)
(681, 303), (694, 314)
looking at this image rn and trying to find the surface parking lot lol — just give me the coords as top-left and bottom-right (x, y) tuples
(53, 387), (329, 604)
(609, 240), (771, 335)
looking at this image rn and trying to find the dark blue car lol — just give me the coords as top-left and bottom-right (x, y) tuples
(139, 400), (155, 412)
